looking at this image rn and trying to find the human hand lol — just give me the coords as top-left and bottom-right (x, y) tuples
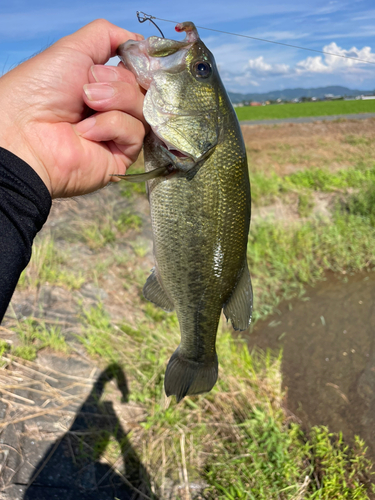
(0, 20), (147, 199)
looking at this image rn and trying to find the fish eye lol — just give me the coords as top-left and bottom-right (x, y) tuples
(193, 60), (212, 79)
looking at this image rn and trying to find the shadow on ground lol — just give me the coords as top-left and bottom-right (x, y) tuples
(22, 364), (157, 500)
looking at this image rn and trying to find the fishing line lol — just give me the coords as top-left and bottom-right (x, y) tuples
(136, 11), (375, 66)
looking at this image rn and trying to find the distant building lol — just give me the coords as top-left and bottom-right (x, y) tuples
(359, 95), (375, 100)
(324, 94), (342, 100)
(250, 102), (262, 106)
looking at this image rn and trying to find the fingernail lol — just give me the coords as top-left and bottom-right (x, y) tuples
(75, 116), (96, 134)
(84, 83), (115, 101)
(91, 65), (118, 82)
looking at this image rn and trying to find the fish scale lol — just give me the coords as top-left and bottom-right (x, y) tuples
(117, 21), (253, 402)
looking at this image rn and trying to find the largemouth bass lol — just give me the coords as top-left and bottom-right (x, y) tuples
(117, 22), (252, 402)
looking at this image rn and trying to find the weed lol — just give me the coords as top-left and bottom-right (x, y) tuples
(132, 241), (149, 258)
(285, 166), (375, 192)
(119, 323), (144, 342)
(81, 220), (116, 249)
(80, 209), (143, 249)
(251, 171), (281, 205)
(120, 181), (147, 198)
(250, 166), (375, 208)
(343, 181), (375, 225)
(344, 135), (373, 146)
(78, 304), (120, 362)
(12, 345), (37, 361)
(116, 211), (143, 232)
(33, 325), (70, 353)
(298, 192), (315, 217)
(205, 415), (307, 499)
(0, 340), (9, 357)
(144, 302), (168, 323)
(10, 318), (69, 360)
(307, 427), (375, 499)
(18, 234), (84, 290)
(204, 418), (375, 499)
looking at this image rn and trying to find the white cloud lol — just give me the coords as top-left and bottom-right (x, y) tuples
(244, 42), (375, 81)
(295, 55), (330, 73)
(296, 43), (375, 73)
(247, 56), (290, 76)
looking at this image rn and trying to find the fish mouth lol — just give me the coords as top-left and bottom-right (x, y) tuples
(164, 146), (190, 159)
(153, 133), (193, 160)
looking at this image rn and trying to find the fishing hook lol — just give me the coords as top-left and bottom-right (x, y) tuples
(136, 11), (165, 38)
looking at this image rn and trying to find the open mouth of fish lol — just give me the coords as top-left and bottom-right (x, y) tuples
(153, 133), (193, 160)
(164, 146), (189, 158)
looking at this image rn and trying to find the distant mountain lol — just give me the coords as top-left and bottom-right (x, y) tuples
(227, 86), (374, 103)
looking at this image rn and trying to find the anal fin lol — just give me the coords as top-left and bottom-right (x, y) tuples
(143, 269), (174, 312)
(223, 263), (253, 331)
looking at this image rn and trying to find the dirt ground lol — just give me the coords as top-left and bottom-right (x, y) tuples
(242, 117), (375, 176)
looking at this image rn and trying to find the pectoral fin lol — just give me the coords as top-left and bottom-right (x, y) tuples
(111, 166), (168, 183)
(223, 264), (253, 331)
(143, 269), (174, 312)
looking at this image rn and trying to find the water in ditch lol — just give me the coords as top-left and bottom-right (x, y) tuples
(248, 271), (375, 458)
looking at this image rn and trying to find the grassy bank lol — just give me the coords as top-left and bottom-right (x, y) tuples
(3, 120), (375, 498)
(235, 99), (375, 121)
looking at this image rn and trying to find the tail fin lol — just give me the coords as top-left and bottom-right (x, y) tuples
(164, 347), (218, 403)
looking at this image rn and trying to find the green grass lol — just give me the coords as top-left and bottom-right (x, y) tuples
(251, 165), (375, 206)
(206, 419), (374, 499)
(116, 210), (143, 232)
(75, 263), (375, 499)
(285, 166), (375, 191)
(18, 234), (85, 290)
(77, 298), (375, 498)
(80, 210), (143, 250)
(298, 192), (315, 217)
(249, 211), (375, 320)
(9, 318), (70, 360)
(236, 99), (375, 121)
(344, 181), (375, 225)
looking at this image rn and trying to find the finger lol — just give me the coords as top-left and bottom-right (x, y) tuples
(75, 110), (146, 163)
(82, 81), (146, 124)
(88, 64), (137, 86)
(58, 19), (144, 66)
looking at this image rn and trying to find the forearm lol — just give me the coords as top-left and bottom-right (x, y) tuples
(0, 148), (51, 322)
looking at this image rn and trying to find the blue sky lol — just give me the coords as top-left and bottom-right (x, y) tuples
(1, 0), (375, 93)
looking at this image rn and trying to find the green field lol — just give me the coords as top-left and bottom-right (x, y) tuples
(235, 98), (375, 121)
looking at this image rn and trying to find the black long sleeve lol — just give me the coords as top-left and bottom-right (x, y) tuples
(0, 148), (51, 322)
